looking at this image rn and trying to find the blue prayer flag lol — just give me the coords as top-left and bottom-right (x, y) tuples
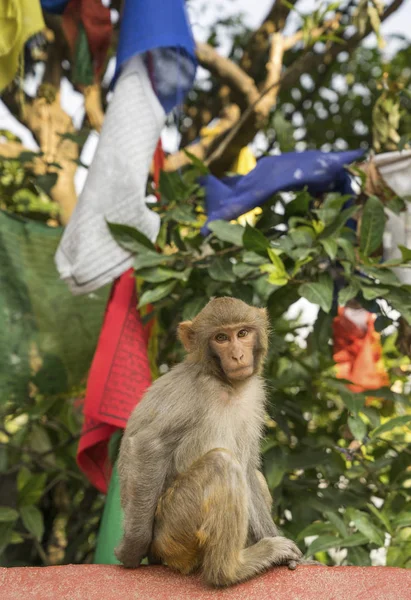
(115, 0), (196, 113)
(201, 149), (365, 235)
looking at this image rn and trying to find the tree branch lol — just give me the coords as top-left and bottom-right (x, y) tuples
(255, 33), (284, 121)
(196, 42), (259, 108)
(163, 104), (240, 172)
(169, 0), (406, 173)
(281, 0), (406, 91)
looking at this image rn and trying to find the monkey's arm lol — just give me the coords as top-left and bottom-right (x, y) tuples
(116, 427), (173, 568)
(247, 467), (278, 541)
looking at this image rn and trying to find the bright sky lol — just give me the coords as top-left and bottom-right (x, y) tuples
(189, 0), (411, 50)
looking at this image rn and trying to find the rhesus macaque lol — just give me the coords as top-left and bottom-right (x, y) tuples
(115, 297), (303, 586)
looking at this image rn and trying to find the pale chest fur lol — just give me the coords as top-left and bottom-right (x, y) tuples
(173, 377), (266, 473)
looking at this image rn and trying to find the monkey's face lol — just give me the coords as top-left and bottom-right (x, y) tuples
(209, 327), (257, 382)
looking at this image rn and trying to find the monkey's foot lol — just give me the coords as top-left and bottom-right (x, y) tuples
(288, 557), (325, 570)
(267, 536), (303, 569)
(114, 540), (144, 569)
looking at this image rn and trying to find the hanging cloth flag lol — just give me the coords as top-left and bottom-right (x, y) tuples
(40, 0), (68, 13)
(200, 149), (365, 235)
(333, 306), (389, 395)
(62, 0), (112, 79)
(55, 55), (165, 294)
(0, 0), (45, 91)
(199, 121), (260, 226)
(76, 269), (152, 493)
(372, 150), (411, 285)
(115, 0), (196, 114)
(55, 0), (196, 295)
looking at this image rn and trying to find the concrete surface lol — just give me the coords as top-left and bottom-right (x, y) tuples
(0, 564), (410, 600)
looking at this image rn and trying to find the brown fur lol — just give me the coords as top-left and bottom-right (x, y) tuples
(115, 297), (302, 586)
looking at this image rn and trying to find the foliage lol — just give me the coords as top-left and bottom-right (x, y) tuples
(0, 390), (103, 566)
(109, 160), (411, 568)
(0, 147), (59, 221)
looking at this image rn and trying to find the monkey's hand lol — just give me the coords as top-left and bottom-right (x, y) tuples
(114, 534), (151, 569)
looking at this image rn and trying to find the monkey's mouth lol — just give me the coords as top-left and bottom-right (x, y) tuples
(226, 365), (254, 379)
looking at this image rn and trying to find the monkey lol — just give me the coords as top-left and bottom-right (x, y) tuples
(115, 297), (303, 587)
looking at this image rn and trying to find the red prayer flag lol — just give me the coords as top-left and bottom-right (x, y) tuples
(333, 306), (389, 395)
(63, 0), (112, 76)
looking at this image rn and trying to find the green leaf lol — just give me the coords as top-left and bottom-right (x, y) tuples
(324, 511), (349, 538)
(267, 285), (300, 319)
(209, 257), (236, 282)
(182, 149), (209, 174)
(289, 226), (315, 247)
(360, 266), (401, 287)
(232, 262), (256, 278)
(208, 220), (244, 246)
(134, 252), (174, 271)
(339, 533), (369, 548)
(182, 297), (208, 320)
(338, 281), (360, 305)
(370, 415), (411, 439)
(159, 170), (189, 202)
(297, 522), (335, 541)
(340, 387), (365, 414)
(243, 224), (269, 253)
(265, 462), (285, 489)
(323, 193), (353, 211)
(20, 506), (44, 540)
(107, 222), (156, 252)
(367, 503), (392, 534)
(18, 473), (47, 507)
(311, 309), (333, 353)
(392, 512), (411, 530)
(272, 111), (296, 153)
(319, 205), (359, 239)
(387, 196), (406, 215)
(385, 287), (411, 323)
(0, 523), (14, 555)
(165, 204), (197, 224)
(320, 238), (338, 260)
(360, 284), (389, 300)
(399, 245), (411, 263)
(27, 425), (55, 466)
(305, 535), (340, 556)
(0, 507), (18, 522)
(138, 267), (191, 283)
(264, 447), (286, 489)
(338, 237), (356, 263)
(360, 196), (385, 256)
(35, 173), (58, 195)
(347, 509), (385, 546)
(242, 251), (266, 265)
(138, 281), (177, 308)
(348, 414), (367, 441)
(267, 248), (287, 273)
(347, 546), (372, 566)
(298, 274), (333, 313)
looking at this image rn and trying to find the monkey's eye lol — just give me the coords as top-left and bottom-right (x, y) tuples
(237, 329), (249, 338)
(215, 333), (229, 343)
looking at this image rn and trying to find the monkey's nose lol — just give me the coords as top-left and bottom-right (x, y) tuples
(232, 352), (244, 363)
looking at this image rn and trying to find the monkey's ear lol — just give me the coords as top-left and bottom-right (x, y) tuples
(178, 321), (195, 352)
(258, 307), (269, 324)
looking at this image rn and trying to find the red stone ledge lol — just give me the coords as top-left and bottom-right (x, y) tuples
(1, 564), (410, 600)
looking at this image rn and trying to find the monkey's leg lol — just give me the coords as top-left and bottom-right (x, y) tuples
(152, 448), (302, 587)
